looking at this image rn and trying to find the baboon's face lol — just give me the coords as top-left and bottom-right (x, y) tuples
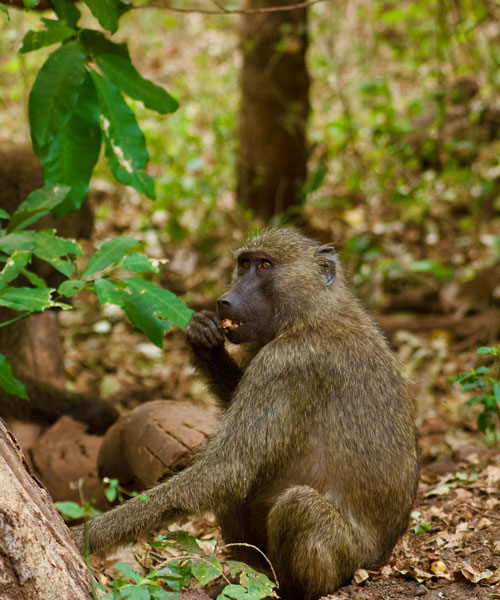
(217, 251), (277, 345)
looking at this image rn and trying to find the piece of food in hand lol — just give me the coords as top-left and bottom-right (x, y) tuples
(221, 318), (240, 331)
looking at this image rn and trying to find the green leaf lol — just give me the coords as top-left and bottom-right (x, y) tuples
(55, 501), (86, 519)
(33, 230), (81, 278)
(7, 184), (71, 232)
(122, 290), (170, 348)
(155, 561), (192, 591)
(192, 559), (223, 585)
(51, 0), (81, 27)
(477, 347), (493, 355)
(152, 590), (178, 600)
(0, 209), (10, 219)
(96, 54), (179, 114)
(218, 584), (250, 599)
(83, 237), (142, 277)
(41, 71), (102, 217)
(58, 279), (85, 298)
(0, 353), (28, 399)
(0, 4), (9, 18)
(0, 286), (53, 312)
(83, 0), (118, 34)
(0, 251), (31, 290)
(410, 259), (451, 282)
(20, 18), (75, 53)
(161, 530), (203, 555)
(114, 561), (140, 584)
(121, 588), (150, 600)
(94, 278), (124, 306)
(90, 70), (155, 199)
(23, 0), (40, 8)
(29, 41), (87, 156)
(124, 278), (193, 329)
(0, 232), (36, 254)
(21, 268), (46, 288)
(80, 29), (130, 60)
(121, 253), (159, 273)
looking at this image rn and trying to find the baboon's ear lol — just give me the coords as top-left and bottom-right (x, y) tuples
(318, 245), (337, 286)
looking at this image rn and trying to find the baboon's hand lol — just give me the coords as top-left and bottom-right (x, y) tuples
(185, 311), (225, 350)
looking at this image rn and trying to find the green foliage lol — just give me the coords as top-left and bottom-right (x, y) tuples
(99, 531), (277, 600)
(453, 347), (500, 443)
(0, 200), (193, 398)
(15, 0), (178, 215)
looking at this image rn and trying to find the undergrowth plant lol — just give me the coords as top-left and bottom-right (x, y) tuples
(57, 483), (278, 600)
(453, 347), (500, 443)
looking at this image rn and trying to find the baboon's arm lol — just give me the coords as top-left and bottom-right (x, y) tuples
(72, 364), (293, 554)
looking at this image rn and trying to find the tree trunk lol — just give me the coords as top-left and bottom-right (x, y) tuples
(0, 419), (92, 599)
(237, 0), (310, 221)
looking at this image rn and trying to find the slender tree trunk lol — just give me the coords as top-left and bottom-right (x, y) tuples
(0, 419), (92, 599)
(237, 0), (310, 221)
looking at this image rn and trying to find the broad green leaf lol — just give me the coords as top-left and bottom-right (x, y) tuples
(94, 278), (124, 306)
(0, 209), (10, 219)
(114, 561), (140, 583)
(155, 561), (192, 591)
(33, 230), (80, 278)
(477, 347), (493, 354)
(29, 42), (87, 156)
(58, 279), (85, 298)
(161, 530), (203, 555)
(41, 72), (101, 217)
(152, 590), (178, 600)
(124, 278), (193, 329)
(192, 559), (223, 585)
(121, 252), (159, 273)
(20, 18), (74, 53)
(7, 184), (71, 232)
(55, 501), (86, 519)
(83, 237), (141, 277)
(0, 251), (31, 290)
(83, 0), (118, 34)
(0, 353), (28, 399)
(0, 232), (36, 254)
(80, 29), (130, 60)
(23, 0), (40, 8)
(0, 286), (53, 312)
(96, 53), (179, 114)
(121, 588), (150, 600)
(51, 0), (80, 27)
(122, 290), (170, 348)
(90, 70), (155, 199)
(218, 584), (249, 599)
(410, 259), (451, 282)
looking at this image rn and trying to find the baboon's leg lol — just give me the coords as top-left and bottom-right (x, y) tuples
(267, 485), (361, 600)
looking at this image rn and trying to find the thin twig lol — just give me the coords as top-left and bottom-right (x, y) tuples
(217, 542), (280, 589)
(145, 0), (327, 15)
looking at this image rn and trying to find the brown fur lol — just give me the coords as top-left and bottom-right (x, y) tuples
(73, 228), (419, 599)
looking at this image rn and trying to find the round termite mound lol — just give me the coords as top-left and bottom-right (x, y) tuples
(98, 400), (218, 490)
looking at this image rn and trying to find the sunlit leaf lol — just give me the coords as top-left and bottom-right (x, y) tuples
(83, 237), (142, 277)
(7, 184), (71, 232)
(96, 53), (178, 114)
(20, 18), (74, 53)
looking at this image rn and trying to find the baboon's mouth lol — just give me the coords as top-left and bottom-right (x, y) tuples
(221, 319), (243, 331)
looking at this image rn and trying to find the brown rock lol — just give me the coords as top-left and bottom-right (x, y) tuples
(98, 400), (218, 490)
(31, 416), (101, 502)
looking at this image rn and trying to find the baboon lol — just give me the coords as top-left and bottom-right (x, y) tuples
(72, 228), (419, 599)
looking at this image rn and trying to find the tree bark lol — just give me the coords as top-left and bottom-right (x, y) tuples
(237, 0), (310, 221)
(0, 419), (92, 599)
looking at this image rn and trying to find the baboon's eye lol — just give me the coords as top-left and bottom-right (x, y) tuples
(259, 259), (272, 269)
(240, 258), (251, 269)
